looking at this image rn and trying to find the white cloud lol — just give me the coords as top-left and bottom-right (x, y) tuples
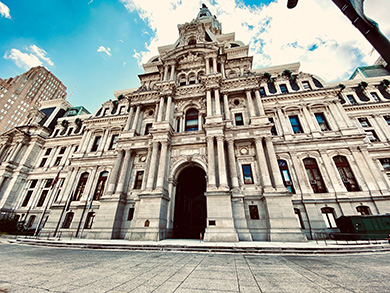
(0, 1), (11, 19)
(88, 0), (94, 4)
(121, 0), (390, 82)
(97, 46), (112, 57)
(3, 45), (54, 70)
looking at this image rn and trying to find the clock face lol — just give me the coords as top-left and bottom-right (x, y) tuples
(140, 156), (146, 162)
(240, 148), (248, 155)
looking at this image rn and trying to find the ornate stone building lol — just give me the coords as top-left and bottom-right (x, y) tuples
(1, 5), (390, 242)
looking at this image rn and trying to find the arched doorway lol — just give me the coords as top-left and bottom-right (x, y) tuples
(173, 166), (207, 239)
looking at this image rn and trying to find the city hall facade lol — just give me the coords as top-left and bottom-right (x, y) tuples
(1, 5), (390, 242)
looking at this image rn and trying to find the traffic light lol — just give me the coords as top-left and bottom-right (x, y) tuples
(287, 0), (299, 9)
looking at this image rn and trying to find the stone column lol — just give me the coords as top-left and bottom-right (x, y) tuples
(213, 57), (217, 73)
(216, 136), (228, 189)
(360, 146), (389, 190)
(221, 58), (226, 78)
(206, 90), (212, 116)
(164, 65), (169, 81)
(207, 136), (216, 189)
(277, 108), (291, 134)
(157, 96), (165, 122)
(254, 89), (265, 116)
(214, 89), (221, 116)
(46, 146), (58, 167)
(97, 129), (110, 152)
(254, 138), (272, 190)
(106, 150), (125, 195)
(124, 106), (134, 131)
(265, 137), (285, 190)
(170, 64), (175, 80)
(0, 144), (6, 161)
(116, 150), (132, 194)
(131, 106), (141, 131)
(301, 106), (317, 132)
(319, 151), (344, 193)
(198, 113), (203, 130)
(205, 57), (210, 74)
(9, 143), (23, 163)
(165, 96), (172, 122)
(246, 90), (256, 118)
(227, 139), (239, 189)
(351, 148), (377, 191)
(223, 94), (230, 120)
(146, 142), (159, 190)
(156, 141), (169, 189)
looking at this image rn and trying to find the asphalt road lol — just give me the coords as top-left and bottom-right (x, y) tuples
(0, 243), (389, 292)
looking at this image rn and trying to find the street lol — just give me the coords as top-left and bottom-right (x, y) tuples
(0, 243), (389, 292)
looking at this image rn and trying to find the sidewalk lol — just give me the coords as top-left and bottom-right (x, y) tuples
(7, 236), (390, 254)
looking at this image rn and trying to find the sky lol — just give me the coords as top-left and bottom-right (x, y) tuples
(0, 0), (389, 113)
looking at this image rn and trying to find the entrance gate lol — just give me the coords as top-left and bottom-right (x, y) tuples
(173, 166), (207, 239)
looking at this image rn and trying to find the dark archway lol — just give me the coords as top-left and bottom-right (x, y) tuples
(173, 166), (207, 239)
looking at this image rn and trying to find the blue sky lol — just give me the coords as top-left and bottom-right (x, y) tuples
(0, 0), (389, 113)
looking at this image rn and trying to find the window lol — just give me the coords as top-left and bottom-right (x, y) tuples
(179, 75), (186, 86)
(91, 136), (101, 152)
(303, 158), (327, 193)
(249, 205), (259, 220)
(235, 113), (244, 126)
(346, 94), (357, 105)
(26, 215), (36, 228)
(356, 206), (371, 215)
(62, 212), (74, 228)
(39, 148), (52, 167)
(133, 171), (144, 189)
(21, 191), (33, 207)
(259, 87), (266, 97)
(185, 109), (198, 131)
(294, 208), (305, 229)
(278, 160), (295, 193)
(108, 134), (118, 150)
(59, 147), (66, 155)
(302, 81), (311, 90)
(119, 106), (126, 115)
(127, 207), (135, 221)
(39, 158), (47, 168)
(269, 117), (277, 135)
(242, 164), (254, 184)
(370, 92), (380, 102)
(321, 207), (337, 228)
(333, 156), (360, 192)
(289, 115), (303, 133)
(365, 130), (379, 142)
(358, 117), (371, 127)
(280, 84), (288, 93)
(54, 178), (65, 203)
(380, 158), (390, 171)
(74, 172), (89, 201)
(384, 115), (390, 125)
(36, 190), (48, 207)
(93, 171), (108, 200)
(315, 113), (331, 131)
(144, 123), (152, 135)
(84, 212), (95, 229)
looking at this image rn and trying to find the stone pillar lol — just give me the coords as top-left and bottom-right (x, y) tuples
(360, 146), (389, 191)
(198, 113), (203, 130)
(9, 143), (23, 163)
(265, 137), (285, 190)
(106, 150), (125, 195)
(301, 106), (317, 132)
(165, 96), (172, 122)
(213, 57), (217, 73)
(156, 141), (169, 189)
(207, 136), (216, 189)
(170, 64), (175, 80)
(319, 151), (345, 193)
(216, 136), (228, 189)
(223, 94), (230, 120)
(206, 90), (212, 116)
(227, 139), (239, 189)
(205, 57), (210, 74)
(277, 108), (291, 134)
(157, 96), (165, 122)
(164, 65), (169, 81)
(351, 148), (377, 192)
(221, 59), (226, 78)
(246, 90), (256, 118)
(97, 129), (109, 152)
(254, 89), (265, 116)
(131, 106), (141, 131)
(146, 142), (159, 190)
(254, 138), (273, 190)
(46, 146), (58, 167)
(214, 89), (221, 116)
(79, 130), (91, 153)
(124, 106), (134, 131)
(116, 150), (132, 194)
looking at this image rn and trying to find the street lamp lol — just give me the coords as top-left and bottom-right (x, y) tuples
(286, 0), (390, 69)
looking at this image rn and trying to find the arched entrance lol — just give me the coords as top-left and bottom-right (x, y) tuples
(173, 165), (207, 239)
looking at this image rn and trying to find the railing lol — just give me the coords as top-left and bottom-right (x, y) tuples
(314, 231), (389, 246)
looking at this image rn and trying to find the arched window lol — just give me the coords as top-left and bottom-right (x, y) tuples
(321, 207), (337, 228)
(303, 158), (327, 193)
(278, 160), (295, 193)
(74, 172), (89, 201)
(188, 73), (196, 84)
(197, 71), (205, 83)
(84, 212), (95, 229)
(356, 205), (371, 215)
(93, 171), (109, 200)
(185, 109), (199, 131)
(62, 212), (74, 229)
(178, 74), (186, 86)
(333, 155), (360, 192)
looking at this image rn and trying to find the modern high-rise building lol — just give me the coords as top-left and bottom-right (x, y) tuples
(1, 5), (390, 242)
(0, 66), (67, 134)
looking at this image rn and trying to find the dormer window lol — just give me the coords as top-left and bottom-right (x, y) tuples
(188, 39), (196, 46)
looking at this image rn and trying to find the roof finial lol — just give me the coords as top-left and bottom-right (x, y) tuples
(202, 3), (207, 9)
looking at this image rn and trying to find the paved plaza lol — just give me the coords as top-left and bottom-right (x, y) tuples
(0, 242), (390, 292)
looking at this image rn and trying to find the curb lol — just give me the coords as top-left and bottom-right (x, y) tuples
(10, 238), (390, 255)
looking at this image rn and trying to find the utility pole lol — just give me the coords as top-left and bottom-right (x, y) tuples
(287, 0), (390, 69)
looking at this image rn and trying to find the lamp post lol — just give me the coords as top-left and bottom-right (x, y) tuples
(287, 0), (390, 69)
